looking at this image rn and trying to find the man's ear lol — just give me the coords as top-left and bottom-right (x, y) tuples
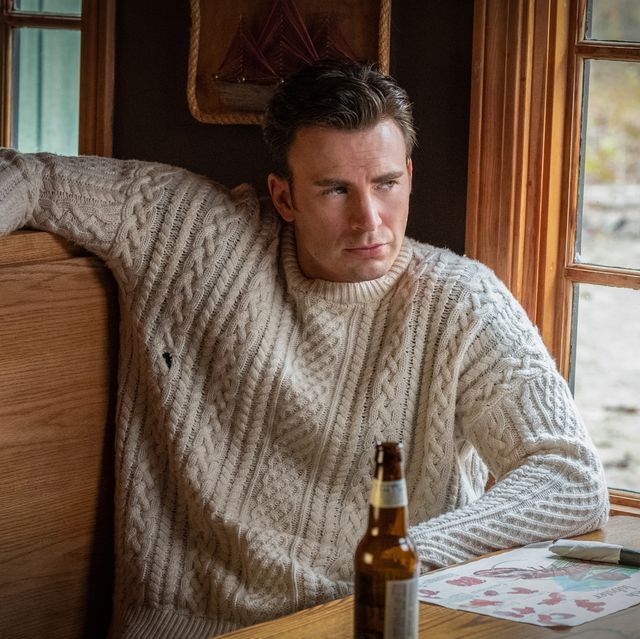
(407, 158), (413, 193)
(268, 173), (295, 222)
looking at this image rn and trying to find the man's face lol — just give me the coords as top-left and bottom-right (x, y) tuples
(268, 119), (413, 283)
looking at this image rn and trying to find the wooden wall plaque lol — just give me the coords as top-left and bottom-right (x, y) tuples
(187, 0), (392, 125)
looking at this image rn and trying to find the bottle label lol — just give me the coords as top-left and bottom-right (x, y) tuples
(384, 577), (418, 639)
(369, 479), (408, 508)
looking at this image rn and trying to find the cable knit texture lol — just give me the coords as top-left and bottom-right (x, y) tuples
(0, 150), (609, 638)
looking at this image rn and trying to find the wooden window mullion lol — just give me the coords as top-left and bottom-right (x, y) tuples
(78, 0), (115, 156)
(1, 13), (80, 29)
(565, 264), (640, 289)
(0, 1), (12, 147)
(576, 43), (640, 61)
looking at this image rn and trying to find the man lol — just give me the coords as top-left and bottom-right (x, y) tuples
(0, 62), (608, 638)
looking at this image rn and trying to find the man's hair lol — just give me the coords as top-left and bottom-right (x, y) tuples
(263, 61), (416, 178)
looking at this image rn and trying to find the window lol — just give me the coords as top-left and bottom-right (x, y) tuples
(0, 0), (115, 156)
(467, 0), (640, 513)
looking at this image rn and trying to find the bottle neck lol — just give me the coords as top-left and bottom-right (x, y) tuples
(366, 457), (409, 537)
(367, 502), (409, 537)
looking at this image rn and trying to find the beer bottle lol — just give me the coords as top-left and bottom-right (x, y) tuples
(354, 441), (419, 639)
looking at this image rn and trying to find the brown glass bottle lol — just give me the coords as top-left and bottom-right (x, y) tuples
(354, 442), (419, 639)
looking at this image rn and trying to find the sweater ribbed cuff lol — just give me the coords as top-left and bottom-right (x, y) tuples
(119, 606), (235, 639)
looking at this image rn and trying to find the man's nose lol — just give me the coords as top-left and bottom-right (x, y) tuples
(349, 193), (381, 231)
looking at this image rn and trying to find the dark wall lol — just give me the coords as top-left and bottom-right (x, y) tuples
(113, 1), (473, 254)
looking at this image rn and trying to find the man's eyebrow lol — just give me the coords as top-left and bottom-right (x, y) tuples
(312, 171), (405, 187)
(312, 178), (348, 187)
(372, 171), (405, 183)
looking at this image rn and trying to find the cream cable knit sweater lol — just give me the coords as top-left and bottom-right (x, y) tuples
(0, 150), (608, 638)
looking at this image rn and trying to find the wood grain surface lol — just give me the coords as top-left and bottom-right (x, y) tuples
(0, 233), (118, 639)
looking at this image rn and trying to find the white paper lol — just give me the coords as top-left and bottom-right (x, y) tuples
(418, 542), (640, 626)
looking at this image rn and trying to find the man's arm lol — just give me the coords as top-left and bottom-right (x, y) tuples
(0, 148), (183, 285)
(409, 266), (609, 569)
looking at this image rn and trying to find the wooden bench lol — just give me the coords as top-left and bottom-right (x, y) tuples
(0, 230), (118, 638)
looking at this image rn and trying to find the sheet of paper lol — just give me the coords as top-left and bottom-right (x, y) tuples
(417, 542), (640, 626)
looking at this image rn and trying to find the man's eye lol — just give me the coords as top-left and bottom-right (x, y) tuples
(322, 186), (347, 196)
(379, 180), (399, 190)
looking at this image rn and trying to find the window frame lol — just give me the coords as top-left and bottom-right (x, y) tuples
(0, 0), (115, 156)
(466, 0), (640, 515)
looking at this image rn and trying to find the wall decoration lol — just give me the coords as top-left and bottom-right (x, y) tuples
(187, 0), (392, 124)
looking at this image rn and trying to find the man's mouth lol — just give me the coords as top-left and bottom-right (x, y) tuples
(345, 243), (387, 256)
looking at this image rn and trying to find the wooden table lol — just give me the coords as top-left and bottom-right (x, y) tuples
(217, 516), (640, 638)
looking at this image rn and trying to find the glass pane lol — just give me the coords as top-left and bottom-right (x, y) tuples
(13, 0), (81, 15)
(11, 28), (80, 155)
(577, 60), (640, 270)
(572, 283), (640, 492)
(587, 0), (640, 42)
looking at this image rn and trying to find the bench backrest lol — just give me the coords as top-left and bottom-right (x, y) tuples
(0, 231), (118, 639)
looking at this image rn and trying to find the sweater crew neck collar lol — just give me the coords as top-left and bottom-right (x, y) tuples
(281, 225), (413, 304)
